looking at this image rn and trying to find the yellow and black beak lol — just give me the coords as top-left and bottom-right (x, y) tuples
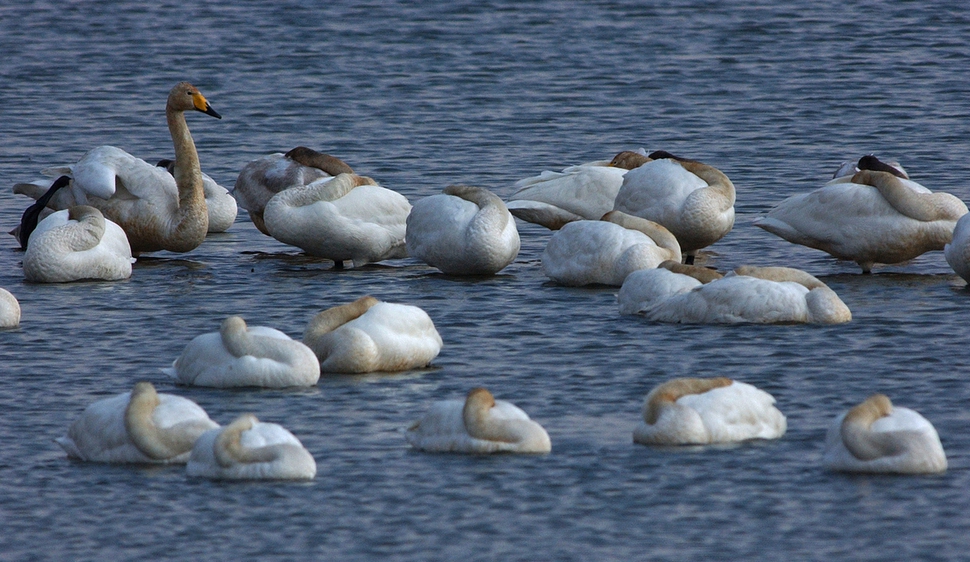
(192, 92), (222, 119)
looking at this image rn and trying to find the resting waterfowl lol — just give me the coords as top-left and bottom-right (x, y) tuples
(406, 388), (551, 454)
(187, 414), (316, 480)
(755, 155), (968, 273)
(612, 151), (735, 264)
(156, 159), (237, 233)
(164, 316), (320, 388)
(541, 210), (681, 286)
(619, 262), (852, 324)
(945, 212), (970, 283)
(0, 288), (20, 328)
(633, 377), (786, 445)
(233, 147), (354, 235)
(407, 185), (520, 275)
(822, 394), (947, 474)
(23, 206), (134, 283)
(506, 156), (632, 230)
(262, 173), (411, 267)
(16, 175), (71, 249)
(55, 381), (219, 464)
(303, 296), (442, 374)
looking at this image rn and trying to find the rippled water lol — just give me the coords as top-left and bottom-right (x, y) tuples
(2, 1), (970, 560)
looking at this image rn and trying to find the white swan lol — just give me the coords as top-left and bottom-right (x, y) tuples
(23, 206), (135, 283)
(633, 377), (786, 445)
(542, 210), (681, 286)
(303, 296), (443, 374)
(187, 414), (316, 480)
(755, 155), (968, 273)
(233, 147), (354, 235)
(945, 212), (970, 283)
(55, 381), (219, 464)
(155, 159), (236, 233)
(0, 288), (20, 328)
(262, 173), (411, 266)
(406, 388), (551, 454)
(21, 82), (222, 254)
(823, 394), (947, 474)
(612, 151), (735, 263)
(163, 316), (320, 388)
(619, 263), (852, 324)
(406, 185), (520, 275)
(506, 156), (632, 230)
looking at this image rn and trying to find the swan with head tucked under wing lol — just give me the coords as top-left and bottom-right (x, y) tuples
(541, 210), (681, 286)
(164, 316), (320, 388)
(0, 288), (20, 328)
(17, 82), (222, 255)
(23, 206), (135, 283)
(633, 377), (786, 446)
(233, 146), (354, 235)
(755, 155), (968, 273)
(619, 262), (851, 324)
(262, 172), (411, 267)
(155, 158), (237, 233)
(612, 151), (735, 264)
(406, 387), (551, 454)
(55, 381), (219, 464)
(187, 413), (316, 480)
(506, 153), (636, 230)
(303, 295), (442, 374)
(823, 394), (947, 474)
(407, 185), (520, 275)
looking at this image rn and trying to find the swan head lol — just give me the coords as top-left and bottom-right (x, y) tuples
(608, 150), (652, 170)
(168, 82), (221, 119)
(857, 155), (908, 179)
(659, 260), (723, 284)
(844, 394), (893, 428)
(18, 175), (71, 249)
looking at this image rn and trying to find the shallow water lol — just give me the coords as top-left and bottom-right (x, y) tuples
(2, 1), (970, 560)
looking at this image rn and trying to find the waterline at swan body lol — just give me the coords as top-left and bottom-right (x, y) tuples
(187, 414), (316, 480)
(406, 388), (551, 454)
(55, 382), (218, 464)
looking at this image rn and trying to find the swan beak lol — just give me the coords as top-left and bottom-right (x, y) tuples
(192, 93), (222, 119)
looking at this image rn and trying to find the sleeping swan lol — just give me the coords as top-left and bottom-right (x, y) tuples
(187, 414), (316, 480)
(612, 151), (735, 264)
(23, 206), (135, 283)
(303, 296), (443, 374)
(406, 388), (551, 454)
(233, 146), (354, 235)
(618, 262), (852, 324)
(822, 394), (947, 474)
(755, 155), (968, 273)
(262, 173), (411, 267)
(633, 377), (786, 445)
(542, 210), (681, 286)
(506, 155), (632, 230)
(407, 185), (520, 275)
(164, 316), (320, 388)
(55, 381), (219, 463)
(0, 288), (20, 328)
(18, 82), (222, 254)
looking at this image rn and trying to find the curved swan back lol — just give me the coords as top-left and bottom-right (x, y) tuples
(850, 169), (967, 223)
(601, 210), (682, 262)
(733, 265), (824, 290)
(659, 260), (724, 283)
(0, 289), (19, 328)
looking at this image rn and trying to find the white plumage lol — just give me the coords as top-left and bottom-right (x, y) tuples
(945, 212), (970, 283)
(23, 207), (135, 283)
(0, 289), (21, 328)
(187, 414), (316, 480)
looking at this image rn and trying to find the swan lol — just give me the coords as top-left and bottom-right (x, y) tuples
(15, 175), (71, 249)
(406, 388), (551, 454)
(754, 155), (968, 273)
(262, 173), (411, 267)
(945, 213), (970, 283)
(0, 288), (20, 328)
(303, 295), (443, 374)
(187, 413), (316, 480)
(619, 262), (852, 324)
(55, 381), (219, 464)
(155, 159), (237, 233)
(233, 147), (354, 235)
(16, 82), (221, 254)
(633, 377), (786, 445)
(612, 151), (735, 263)
(541, 210), (681, 286)
(406, 185), (520, 275)
(506, 156), (632, 230)
(23, 206), (135, 283)
(163, 316), (320, 388)
(822, 394), (947, 474)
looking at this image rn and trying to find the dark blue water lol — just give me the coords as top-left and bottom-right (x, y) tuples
(2, 1), (970, 560)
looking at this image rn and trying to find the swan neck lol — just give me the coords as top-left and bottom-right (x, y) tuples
(214, 414), (278, 467)
(164, 104), (208, 247)
(840, 394), (902, 460)
(304, 296), (379, 342)
(733, 265), (825, 289)
(602, 211), (682, 261)
(644, 377), (732, 424)
(124, 382), (190, 460)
